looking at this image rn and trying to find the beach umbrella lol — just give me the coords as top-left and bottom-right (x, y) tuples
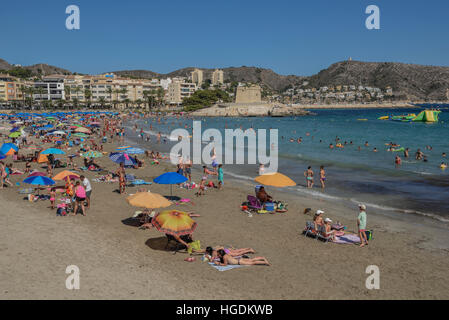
(120, 147), (144, 155)
(53, 170), (80, 181)
(0, 154), (6, 160)
(109, 152), (136, 166)
(41, 148), (66, 155)
(126, 192), (172, 209)
(255, 172), (296, 188)
(73, 133), (89, 138)
(116, 146), (132, 151)
(23, 176), (55, 186)
(0, 143), (18, 156)
(151, 210), (197, 236)
(74, 127), (91, 134)
(27, 171), (46, 177)
(153, 172), (188, 197)
(82, 151), (103, 158)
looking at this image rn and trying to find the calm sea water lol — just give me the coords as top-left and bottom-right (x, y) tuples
(126, 106), (449, 226)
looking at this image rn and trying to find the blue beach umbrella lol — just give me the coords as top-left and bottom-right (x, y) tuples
(154, 172), (188, 197)
(0, 143), (19, 156)
(109, 152), (137, 166)
(41, 148), (66, 155)
(23, 176), (55, 186)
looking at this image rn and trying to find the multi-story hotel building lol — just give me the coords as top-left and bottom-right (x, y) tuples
(211, 69), (224, 85)
(190, 69), (203, 86)
(167, 79), (197, 104)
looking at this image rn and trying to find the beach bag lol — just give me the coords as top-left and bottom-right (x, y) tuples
(365, 230), (373, 241)
(56, 207), (67, 216)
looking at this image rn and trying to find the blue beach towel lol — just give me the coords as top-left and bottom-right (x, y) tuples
(208, 262), (247, 272)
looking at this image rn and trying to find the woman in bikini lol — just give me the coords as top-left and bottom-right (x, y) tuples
(319, 166), (326, 189)
(116, 162), (126, 194)
(215, 249), (270, 266)
(203, 246), (255, 261)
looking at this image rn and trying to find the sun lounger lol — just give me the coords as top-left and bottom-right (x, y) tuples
(316, 225), (333, 243)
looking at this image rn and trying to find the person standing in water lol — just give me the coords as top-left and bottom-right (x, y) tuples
(304, 166), (314, 188)
(319, 166), (326, 189)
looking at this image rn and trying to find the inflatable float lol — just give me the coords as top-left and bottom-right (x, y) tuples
(378, 110), (441, 123)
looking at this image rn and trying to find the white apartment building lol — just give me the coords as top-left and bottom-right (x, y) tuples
(33, 76), (65, 101)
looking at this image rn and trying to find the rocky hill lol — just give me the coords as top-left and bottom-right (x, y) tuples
(1, 57), (448, 100)
(307, 60), (449, 100)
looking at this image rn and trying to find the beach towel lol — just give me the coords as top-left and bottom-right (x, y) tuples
(130, 179), (152, 185)
(333, 233), (361, 244)
(208, 262), (247, 272)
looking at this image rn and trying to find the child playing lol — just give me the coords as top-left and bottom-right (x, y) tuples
(50, 188), (56, 210)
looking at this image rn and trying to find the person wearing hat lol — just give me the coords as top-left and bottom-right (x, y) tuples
(313, 210), (324, 231)
(323, 217), (336, 241)
(357, 204), (368, 247)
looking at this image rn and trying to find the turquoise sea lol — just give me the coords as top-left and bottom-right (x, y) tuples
(126, 106), (449, 226)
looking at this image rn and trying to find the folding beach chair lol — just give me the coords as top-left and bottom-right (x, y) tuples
(246, 195), (263, 212)
(303, 221), (318, 238)
(316, 225), (333, 243)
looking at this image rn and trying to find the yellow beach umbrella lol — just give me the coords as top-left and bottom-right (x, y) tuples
(53, 170), (80, 181)
(126, 192), (172, 209)
(152, 210), (197, 236)
(255, 172), (296, 187)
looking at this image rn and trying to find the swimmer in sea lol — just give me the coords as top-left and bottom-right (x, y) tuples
(329, 143), (334, 149)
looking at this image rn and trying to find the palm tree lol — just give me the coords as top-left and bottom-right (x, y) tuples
(37, 87), (45, 110)
(98, 97), (106, 109)
(157, 87), (165, 108)
(123, 98), (131, 110)
(135, 99), (143, 110)
(64, 86), (71, 102)
(84, 88), (92, 108)
(106, 87), (113, 103)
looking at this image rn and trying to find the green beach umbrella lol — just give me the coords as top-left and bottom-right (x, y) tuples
(9, 131), (22, 138)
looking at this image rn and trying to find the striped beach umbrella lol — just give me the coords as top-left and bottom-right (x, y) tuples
(152, 210), (197, 236)
(109, 152), (136, 166)
(120, 147), (144, 155)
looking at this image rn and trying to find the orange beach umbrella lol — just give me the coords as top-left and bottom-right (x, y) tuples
(152, 210), (197, 236)
(255, 172), (296, 188)
(53, 170), (80, 181)
(126, 192), (172, 209)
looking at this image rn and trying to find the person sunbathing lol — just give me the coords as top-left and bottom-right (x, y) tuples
(313, 210), (324, 231)
(215, 249), (270, 266)
(203, 246), (255, 260)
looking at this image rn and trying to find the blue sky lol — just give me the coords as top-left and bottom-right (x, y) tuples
(1, 0), (448, 76)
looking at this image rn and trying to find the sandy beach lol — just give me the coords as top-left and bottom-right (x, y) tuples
(1, 119), (448, 300)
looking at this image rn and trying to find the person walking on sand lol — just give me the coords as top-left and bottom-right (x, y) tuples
(73, 181), (87, 216)
(116, 162), (126, 194)
(304, 166), (314, 188)
(357, 204), (368, 247)
(80, 175), (92, 209)
(217, 164), (224, 190)
(319, 166), (326, 189)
